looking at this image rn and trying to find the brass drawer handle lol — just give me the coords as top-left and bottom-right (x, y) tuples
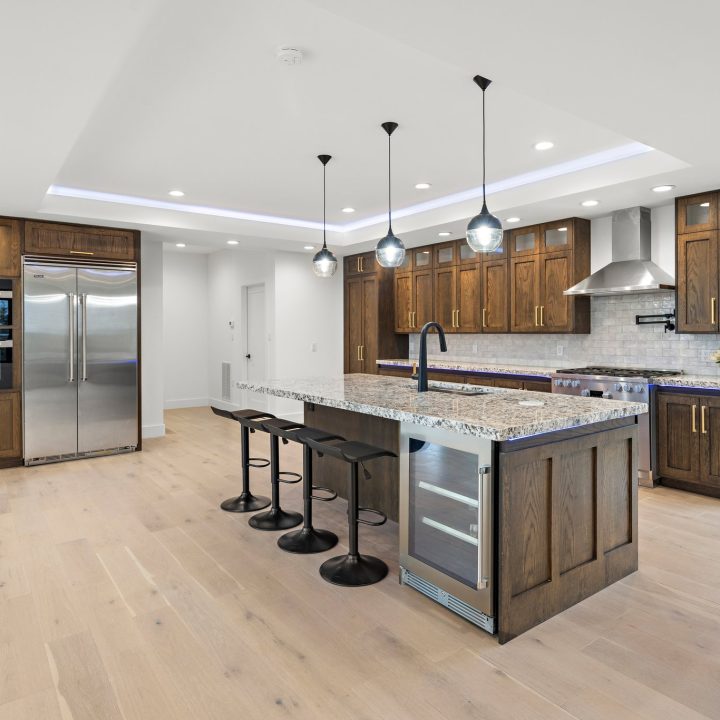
(540, 305), (544, 326)
(692, 405), (697, 433)
(456, 309), (460, 327)
(70, 250), (94, 255)
(712, 297), (717, 324)
(482, 308), (487, 328)
(702, 405), (708, 434)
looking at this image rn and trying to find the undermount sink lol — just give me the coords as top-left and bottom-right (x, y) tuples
(428, 386), (493, 397)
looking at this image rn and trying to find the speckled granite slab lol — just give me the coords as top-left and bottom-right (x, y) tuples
(376, 358), (556, 378)
(236, 374), (646, 441)
(652, 375), (720, 389)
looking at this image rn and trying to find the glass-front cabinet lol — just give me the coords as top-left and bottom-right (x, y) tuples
(677, 193), (718, 235)
(399, 422), (494, 632)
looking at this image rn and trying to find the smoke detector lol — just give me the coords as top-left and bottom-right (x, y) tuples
(276, 47), (303, 65)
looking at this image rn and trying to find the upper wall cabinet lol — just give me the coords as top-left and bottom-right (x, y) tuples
(676, 191), (720, 333)
(510, 226), (540, 257)
(0, 218), (21, 277)
(24, 221), (137, 262)
(345, 251), (379, 276)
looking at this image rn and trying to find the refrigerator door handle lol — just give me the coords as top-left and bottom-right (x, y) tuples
(68, 293), (76, 382)
(80, 293), (88, 381)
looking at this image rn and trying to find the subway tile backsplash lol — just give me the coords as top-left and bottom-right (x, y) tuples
(408, 293), (720, 377)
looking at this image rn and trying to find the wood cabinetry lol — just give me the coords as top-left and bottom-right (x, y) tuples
(344, 251), (378, 276)
(394, 247), (434, 332)
(24, 221), (137, 261)
(0, 219), (21, 276)
(657, 391), (720, 494)
(0, 391), (21, 463)
(481, 258), (509, 333)
(345, 254), (407, 374)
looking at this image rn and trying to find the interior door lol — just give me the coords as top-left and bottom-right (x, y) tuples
(77, 267), (137, 454)
(677, 231), (719, 332)
(345, 277), (364, 373)
(245, 284), (267, 408)
(510, 256), (539, 332)
(539, 251), (572, 332)
(482, 259), (508, 333)
(657, 393), (701, 483)
(23, 264), (78, 459)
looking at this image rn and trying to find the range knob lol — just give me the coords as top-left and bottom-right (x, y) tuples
(554, 379), (562, 386)
(581, 389), (591, 397)
(614, 382), (624, 392)
(562, 379), (572, 388)
(571, 380), (581, 388)
(634, 384), (644, 394)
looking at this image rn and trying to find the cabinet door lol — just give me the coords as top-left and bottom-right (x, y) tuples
(0, 391), (21, 458)
(458, 240), (480, 265)
(510, 256), (540, 332)
(481, 259), (508, 333)
(25, 222), (136, 261)
(434, 241), (458, 268)
(494, 377), (523, 390)
(412, 246), (434, 272)
(700, 397), (720, 488)
(677, 193), (717, 235)
(539, 251), (573, 332)
(434, 267), (457, 332)
(361, 276), (378, 372)
(456, 264), (481, 333)
(541, 220), (573, 253)
(0, 219), (21, 277)
(345, 277), (365, 373)
(677, 231), (719, 332)
(510, 226), (540, 257)
(413, 269), (434, 329)
(394, 273), (413, 333)
(657, 393), (701, 483)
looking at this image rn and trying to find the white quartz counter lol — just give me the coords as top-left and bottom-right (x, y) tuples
(236, 374), (646, 441)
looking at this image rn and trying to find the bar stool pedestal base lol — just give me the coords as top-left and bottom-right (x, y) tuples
(220, 493), (271, 513)
(278, 527), (338, 554)
(249, 508), (303, 531)
(320, 553), (388, 587)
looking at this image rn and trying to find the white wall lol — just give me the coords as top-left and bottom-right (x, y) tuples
(162, 252), (209, 408)
(140, 240), (165, 438)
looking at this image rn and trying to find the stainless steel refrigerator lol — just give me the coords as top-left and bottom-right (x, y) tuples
(23, 259), (138, 464)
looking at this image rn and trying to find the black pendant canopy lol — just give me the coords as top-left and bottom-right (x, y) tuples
(312, 154), (338, 278)
(466, 75), (503, 253)
(375, 121), (406, 268)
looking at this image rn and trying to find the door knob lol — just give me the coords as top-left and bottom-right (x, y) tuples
(245, 353), (251, 359)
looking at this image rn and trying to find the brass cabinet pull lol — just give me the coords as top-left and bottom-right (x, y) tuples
(534, 306), (539, 327)
(482, 308), (487, 328)
(456, 309), (460, 327)
(712, 297), (717, 324)
(702, 405), (708, 434)
(692, 405), (697, 433)
(540, 306), (544, 326)
(412, 311), (416, 328)
(70, 250), (94, 255)
(361, 257), (365, 272)
(357, 345), (361, 361)
(360, 345), (364, 361)
(357, 257), (361, 272)
(408, 310), (412, 328)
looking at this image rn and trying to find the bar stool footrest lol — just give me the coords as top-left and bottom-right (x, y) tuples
(248, 457), (270, 469)
(278, 471), (302, 484)
(357, 507), (387, 526)
(311, 486), (338, 502)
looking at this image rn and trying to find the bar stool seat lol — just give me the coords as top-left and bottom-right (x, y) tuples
(211, 407), (273, 513)
(247, 418), (305, 531)
(305, 437), (396, 587)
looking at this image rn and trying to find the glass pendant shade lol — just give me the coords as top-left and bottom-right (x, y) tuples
(466, 203), (503, 252)
(312, 246), (337, 278)
(313, 153), (338, 278)
(375, 229), (406, 268)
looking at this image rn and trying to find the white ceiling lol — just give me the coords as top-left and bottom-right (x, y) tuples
(4, 0), (719, 254)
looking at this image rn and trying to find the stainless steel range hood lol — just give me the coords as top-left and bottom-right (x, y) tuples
(564, 206), (675, 296)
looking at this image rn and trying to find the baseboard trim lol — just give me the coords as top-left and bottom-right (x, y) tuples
(142, 423), (166, 439)
(208, 397), (242, 412)
(164, 397), (210, 410)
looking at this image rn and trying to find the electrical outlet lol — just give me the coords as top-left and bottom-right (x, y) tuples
(557, 344), (564, 356)
(472, 343), (479, 353)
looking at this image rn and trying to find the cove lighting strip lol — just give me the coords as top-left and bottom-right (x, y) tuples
(47, 142), (652, 234)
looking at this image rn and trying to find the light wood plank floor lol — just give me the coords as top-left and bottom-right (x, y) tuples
(1, 406), (719, 719)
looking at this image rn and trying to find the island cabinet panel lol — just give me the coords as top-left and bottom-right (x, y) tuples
(497, 422), (638, 644)
(0, 218), (22, 276)
(676, 231), (719, 332)
(304, 403), (400, 521)
(24, 221), (137, 261)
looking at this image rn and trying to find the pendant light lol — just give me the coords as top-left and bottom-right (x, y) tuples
(466, 75), (503, 253)
(312, 154), (338, 278)
(375, 121), (406, 268)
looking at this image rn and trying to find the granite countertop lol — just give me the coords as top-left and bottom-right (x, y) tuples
(236, 374), (646, 442)
(376, 358), (556, 378)
(652, 375), (720, 389)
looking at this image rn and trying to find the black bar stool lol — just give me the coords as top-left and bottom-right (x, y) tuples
(248, 418), (305, 531)
(304, 438), (395, 587)
(211, 407), (273, 513)
(278, 426), (345, 554)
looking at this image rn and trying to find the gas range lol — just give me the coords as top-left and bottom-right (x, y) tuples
(550, 365), (682, 488)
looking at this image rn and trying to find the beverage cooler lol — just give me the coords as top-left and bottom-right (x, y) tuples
(399, 422), (495, 633)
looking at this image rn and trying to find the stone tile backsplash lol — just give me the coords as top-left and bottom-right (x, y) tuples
(408, 293), (720, 377)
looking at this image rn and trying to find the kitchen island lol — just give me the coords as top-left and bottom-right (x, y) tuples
(237, 374), (646, 643)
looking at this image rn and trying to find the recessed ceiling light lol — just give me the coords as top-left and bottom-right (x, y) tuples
(581, 199), (599, 207)
(304, 245), (315, 250)
(505, 217), (520, 223)
(341, 207), (355, 213)
(226, 239), (239, 245)
(652, 184), (675, 193)
(415, 183), (431, 190)
(438, 231), (452, 237)
(168, 189), (185, 197)
(175, 243), (186, 248)
(534, 141), (554, 151)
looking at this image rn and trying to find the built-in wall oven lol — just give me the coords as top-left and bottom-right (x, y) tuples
(399, 421), (495, 634)
(0, 285), (12, 390)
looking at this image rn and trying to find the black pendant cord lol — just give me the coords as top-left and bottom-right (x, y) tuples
(323, 161), (327, 249)
(387, 131), (392, 233)
(481, 85), (487, 211)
